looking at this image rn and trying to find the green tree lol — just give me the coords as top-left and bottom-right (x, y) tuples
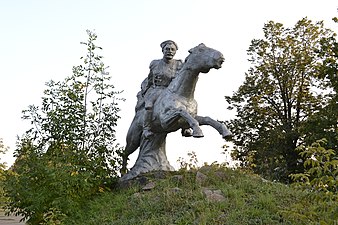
(4, 30), (124, 224)
(225, 18), (337, 182)
(301, 17), (338, 153)
(0, 138), (8, 207)
(0, 138), (7, 170)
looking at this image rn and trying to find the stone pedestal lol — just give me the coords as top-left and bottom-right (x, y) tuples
(120, 133), (174, 181)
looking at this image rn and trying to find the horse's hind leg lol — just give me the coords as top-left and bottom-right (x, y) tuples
(196, 116), (232, 140)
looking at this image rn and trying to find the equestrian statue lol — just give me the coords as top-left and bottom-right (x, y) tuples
(120, 42), (232, 181)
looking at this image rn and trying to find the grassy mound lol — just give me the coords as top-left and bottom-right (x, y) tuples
(63, 166), (337, 225)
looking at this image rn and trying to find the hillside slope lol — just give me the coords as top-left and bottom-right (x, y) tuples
(65, 166), (337, 225)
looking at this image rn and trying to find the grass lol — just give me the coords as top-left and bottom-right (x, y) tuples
(63, 166), (338, 225)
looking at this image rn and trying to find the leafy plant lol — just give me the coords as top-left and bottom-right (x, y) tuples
(225, 18), (337, 182)
(177, 151), (199, 171)
(0, 138), (8, 208)
(290, 139), (338, 198)
(4, 30), (124, 224)
(290, 139), (338, 223)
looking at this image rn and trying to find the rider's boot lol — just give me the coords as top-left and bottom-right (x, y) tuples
(181, 128), (193, 137)
(143, 109), (154, 139)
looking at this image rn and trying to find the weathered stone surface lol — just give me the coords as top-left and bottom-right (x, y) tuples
(118, 175), (149, 189)
(142, 182), (156, 191)
(214, 171), (228, 181)
(171, 175), (183, 182)
(120, 43), (232, 181)
(170, 187), (182, 193)
(132, 192), (142, 198)
(202, 188), (226, 202)
(199, 165), (214, 174)
(196, 171), (208, 185)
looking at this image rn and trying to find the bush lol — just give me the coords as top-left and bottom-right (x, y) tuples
(290, 139), (338, 223)
(4, 30), (124, 224)
(290, 139), (338, 197)
(0, 138), (8, 207)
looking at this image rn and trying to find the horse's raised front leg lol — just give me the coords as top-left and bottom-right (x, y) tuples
(177, 109), (204, 138)
(160, 107), (203, 138)
(196, 116), (232, 140)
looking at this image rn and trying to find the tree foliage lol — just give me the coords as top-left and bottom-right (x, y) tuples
(290, 139), (338, 197)
(0, 138), (7, 171)
(225, 18), (337, 182)
(4, 30), (124, 224)
(0, 138), (8, 206)
(301, 16), (338, 153)
(290, 139), (338, 221)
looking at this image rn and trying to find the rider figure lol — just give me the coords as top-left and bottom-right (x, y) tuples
(142, 40), (183, 138)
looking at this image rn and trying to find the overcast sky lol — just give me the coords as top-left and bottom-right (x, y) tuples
(1, 0), (337, 168)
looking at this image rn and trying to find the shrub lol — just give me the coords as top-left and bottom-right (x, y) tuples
(290, 139), (338, 223)
(0, 138), (8, 207)
(290, 139), (338, 197)
(4, 30), (123, 224)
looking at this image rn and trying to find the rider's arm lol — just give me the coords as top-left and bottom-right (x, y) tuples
(142, 60), (156, 96)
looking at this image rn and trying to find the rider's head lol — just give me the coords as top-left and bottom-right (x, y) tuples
(160, 40), (178, 61)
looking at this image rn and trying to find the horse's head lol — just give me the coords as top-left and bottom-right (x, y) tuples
(184, 43), (224, 73)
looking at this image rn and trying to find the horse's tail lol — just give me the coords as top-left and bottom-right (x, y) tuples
(120, 110), (144, 175)
(135, 91), (145, 112)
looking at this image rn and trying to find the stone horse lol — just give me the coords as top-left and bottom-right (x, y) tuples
(120, 43), (232, 181)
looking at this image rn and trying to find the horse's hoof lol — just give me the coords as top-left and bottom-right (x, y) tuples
(222, 132), (233, 141)
(193, 134), (204, 138)
(192, 130), (204, 138)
